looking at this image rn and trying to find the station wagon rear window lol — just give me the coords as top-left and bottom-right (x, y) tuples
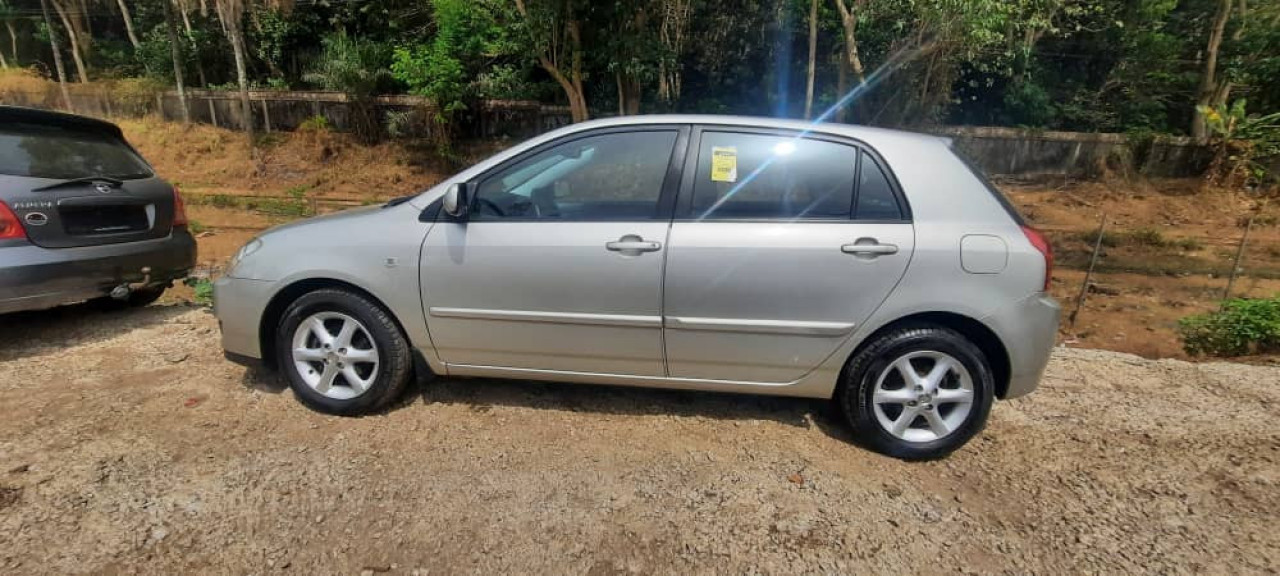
(0, 123), (153, 180)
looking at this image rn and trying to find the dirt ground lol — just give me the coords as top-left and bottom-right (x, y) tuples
(1, 306), (1277, 575)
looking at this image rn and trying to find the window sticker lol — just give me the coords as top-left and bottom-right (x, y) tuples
(710, 146), (738, 183)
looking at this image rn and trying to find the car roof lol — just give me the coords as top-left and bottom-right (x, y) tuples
(0, 105), (125, 138)
(558, 114), (949, 147)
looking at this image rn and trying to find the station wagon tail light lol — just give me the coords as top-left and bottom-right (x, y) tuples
(1021, 225), (1053, 292)
(0, 200), (26, 240)
(172, 184), (189, 228)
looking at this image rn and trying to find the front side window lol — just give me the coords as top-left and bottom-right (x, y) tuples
(0, 123), (154, 180)
(689, 132), (857, 220)
(471, 130), (678, 221)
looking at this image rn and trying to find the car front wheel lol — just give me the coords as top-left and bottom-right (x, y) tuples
(275, 288), (412, 415)
(838, 325), (995, 460)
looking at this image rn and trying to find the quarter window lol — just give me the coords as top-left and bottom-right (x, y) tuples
(856, 153), (903, 220)
(689, 132), (857, 220)
(471, 131), (677, 221)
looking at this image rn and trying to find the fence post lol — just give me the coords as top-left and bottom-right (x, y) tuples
(209, 98), (219, 128)
(1070, 213), (1108, 328)
(261, 99), (272, 133)
(1224, 207), (1259, 302)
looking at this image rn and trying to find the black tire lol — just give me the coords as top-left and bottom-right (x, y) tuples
(275, 288), (412, 416)
(837, 325), (995, 460)
(90, 285), (166, 311)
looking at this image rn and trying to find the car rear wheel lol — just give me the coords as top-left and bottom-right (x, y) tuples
(275, 288), (412, 415)
(838, 325), (995, 460)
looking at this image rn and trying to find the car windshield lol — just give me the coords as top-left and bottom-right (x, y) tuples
(0, 122), (154, 180)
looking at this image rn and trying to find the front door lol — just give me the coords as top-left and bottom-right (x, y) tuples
(421, 127), (686, 376)
(663, 129), (915, 382)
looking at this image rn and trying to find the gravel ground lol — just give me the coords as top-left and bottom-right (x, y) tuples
(0, 304), (1277, 575)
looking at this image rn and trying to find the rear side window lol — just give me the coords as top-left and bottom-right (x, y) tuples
(0, 123), (153, 180)
(855, 153), (904, 220)
(689, 132), (857, 220)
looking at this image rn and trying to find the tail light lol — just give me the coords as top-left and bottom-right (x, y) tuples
(1021, 225), (1053, 292)
(172, 184), (189, 228)
(0, 200), (26, 240)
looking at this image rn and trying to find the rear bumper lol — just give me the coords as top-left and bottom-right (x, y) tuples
(0, 230), (196, 314)
(982, 293), (1061, 399)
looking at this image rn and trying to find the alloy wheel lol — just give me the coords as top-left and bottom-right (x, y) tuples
(290, 312), (380, 400)
(871, 350), (975, 443)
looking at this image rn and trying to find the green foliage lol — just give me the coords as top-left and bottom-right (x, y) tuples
(1200, 99), (1280, 186)
(302, 31), (392, 97)
(1179, 297), (1280, 357)
(183, 277), (215, 306)
(7, 0), (1278, 146)
(187, 220), (208, 235)
(285, 185), (309, 199)
(390, 0), (514, 121)
(297, 115), (331, 133)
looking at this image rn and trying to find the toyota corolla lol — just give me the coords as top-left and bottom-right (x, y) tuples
(214, 115), (1059, 459)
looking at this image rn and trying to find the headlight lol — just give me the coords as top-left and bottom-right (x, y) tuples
(225, 238), (263, 277)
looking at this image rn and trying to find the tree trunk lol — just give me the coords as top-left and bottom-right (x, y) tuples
(803, 0), (817, 119)
(164, 0), (190, 123)
(834, 0), (867, 85)
(180, 2), (194, 35)
(216, 0), (255, 142)
(1192, 0), (1233, 140)
(543, 58), (588, 123)
(229, 28), (254, 142)
(175, 0), (208, 86)
(40, 0), (73, 111)
(51, 0), (89, 83)
(5, 21), (18, 65)
(514, 0), (589, 123)
(616, 71), (642, 115)
(116, 0), (142, 49)
(835, 51), (848, 122)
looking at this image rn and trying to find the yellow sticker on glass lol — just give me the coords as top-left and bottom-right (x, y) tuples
(710, 146), (738, 183)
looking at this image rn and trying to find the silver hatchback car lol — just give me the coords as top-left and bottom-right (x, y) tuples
(215, 115), (1059, 459)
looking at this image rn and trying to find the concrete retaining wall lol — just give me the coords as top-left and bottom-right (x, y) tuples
(1, 86), (1214, 177)
(937, 126), (1213, 178)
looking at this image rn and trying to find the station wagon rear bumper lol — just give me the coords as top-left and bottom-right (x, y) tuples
(982, 292), (1061, 399)
(0, 230), (196, 314)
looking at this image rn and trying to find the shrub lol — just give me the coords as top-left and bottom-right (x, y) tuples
(1179, 297), (1280, 357)
(183, 277), (214, 306)
(1126, 228), (1167, 247)
(298, 115), (331, 133)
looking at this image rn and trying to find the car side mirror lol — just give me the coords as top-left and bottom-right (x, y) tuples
(442, 183), (470, 219)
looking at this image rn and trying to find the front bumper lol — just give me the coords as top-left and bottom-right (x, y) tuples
(212, 275), (275, 361)
(982, 292), (1061, 399)
(0, 231), (196, 314)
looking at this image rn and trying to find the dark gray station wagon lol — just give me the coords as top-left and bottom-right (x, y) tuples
(0, 106), (196, 314)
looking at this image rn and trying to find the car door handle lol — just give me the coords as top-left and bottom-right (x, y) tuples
(841, 241), (899, 256)
(606, 236), (662, 253)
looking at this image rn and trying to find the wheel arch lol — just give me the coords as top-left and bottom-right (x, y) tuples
(258, 277), (409, 370)
(841, 311), (1012, 399)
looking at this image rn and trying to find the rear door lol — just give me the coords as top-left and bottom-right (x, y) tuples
(0, 121), (175, 248)
(662, 127), (915, 382)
